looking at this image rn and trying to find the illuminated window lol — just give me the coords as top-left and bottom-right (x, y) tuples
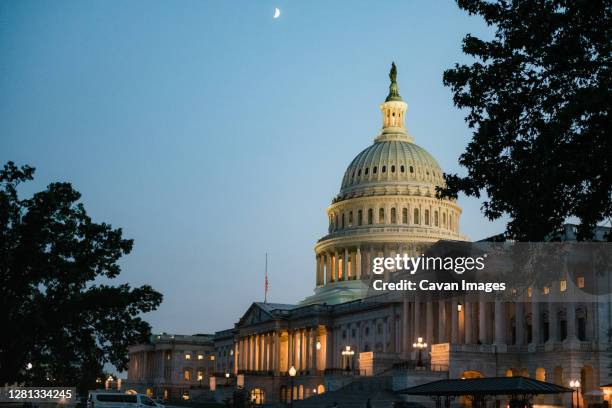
(543, 287), (550, 295)
(560, 280), (567, 292)
(577, 276), (585, 288)
(182, 392), (189, 401)
(197, 354), (204, 360)
(528, 287), (533, 298)
(197, 371), (203, 381)
(184, 369), (191, 381)
(250, 388), (265, 405)
(209, 355), (215, 361)
(185, 353), (192, 360)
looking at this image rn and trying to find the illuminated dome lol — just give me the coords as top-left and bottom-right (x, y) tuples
(302, 63), (467, 306)
(337, 139), (445, 201)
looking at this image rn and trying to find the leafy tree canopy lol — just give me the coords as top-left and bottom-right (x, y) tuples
(439, 0), (611, 241)
(0, 161), (163, 391)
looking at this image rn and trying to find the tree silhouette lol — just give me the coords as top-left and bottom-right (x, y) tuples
(439, 0), (611, 241)
(0, 161), (163, 391)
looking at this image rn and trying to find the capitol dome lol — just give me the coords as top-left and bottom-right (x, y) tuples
(302, 63), (467, 306)
(337, 139), (445, 201)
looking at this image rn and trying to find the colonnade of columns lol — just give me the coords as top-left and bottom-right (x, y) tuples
(235, 328), (325, 374)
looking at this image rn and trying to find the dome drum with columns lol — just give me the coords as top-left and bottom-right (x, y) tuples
(302, 63), (467, 306)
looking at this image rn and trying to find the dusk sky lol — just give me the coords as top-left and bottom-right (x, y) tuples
(0, 0), (505, 335)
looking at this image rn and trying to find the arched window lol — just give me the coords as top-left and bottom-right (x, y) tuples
(365, 167), (369, 175)
(183, 368), (192, 381)
(390, 208), (397, 223)
(434, 211), (439, 227)
(348, 211), (353, 227)
(357, 210), (363, 226)
(317, 384), (325, 394)
(400, 165), (405, 173)
(391, 165), (395, 173)
(443, 213), (447, 227)
(378, 208), (385, 224)
(373, 166), (377, 174)
(409, 166), (414, 173)
(298, 385), (304, 400)
(367, 209), (373, 225)
(424, 210), (430, 226)
(402, 208), (408, 224)
(382, 165), (386, 173)
(341, 213), (345, 229)
(358, 169), (361, 176)
(250, 389), (265, 405)
(414, 208), (420, 224)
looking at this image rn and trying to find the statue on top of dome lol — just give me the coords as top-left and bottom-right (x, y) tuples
(389, 62), (397, 83)
(386, 62), (402, 102)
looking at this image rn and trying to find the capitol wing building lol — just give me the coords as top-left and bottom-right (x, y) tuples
(127, 67), (611, 408)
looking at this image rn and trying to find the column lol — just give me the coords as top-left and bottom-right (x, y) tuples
(566, 302), (576, 342)
(355, 247), (362, 279)
(494, 301), (505, 345)
(515, 302), (525, 345)
(274, 331), (281, 375)
(312, 328), (318, 371)
(464, 301), (473, 344)
(325, 327), (334, 369)
(438, 300), (447, 343)
(426, 299), (434, 344)
(343, 249), (348, 281)
(531, 291), (540, 345)
(389, 306), (397, 352)
(402, 299), (410, 358)
(451, 299), (459, 344)
(334, 251), (339, 281)
(326, 253), (332, 284)
(479, 300), (488, 344)
(304, 329), (310, 371)
(414, 300), (421, 342)
(548, 301), (558, 343)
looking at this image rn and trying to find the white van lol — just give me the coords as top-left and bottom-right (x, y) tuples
(88, 393), (162, 408)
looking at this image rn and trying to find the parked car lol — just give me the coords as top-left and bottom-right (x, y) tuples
(88, 393), (161, 408)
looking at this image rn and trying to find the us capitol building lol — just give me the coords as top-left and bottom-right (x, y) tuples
(126, 65), (611, 407)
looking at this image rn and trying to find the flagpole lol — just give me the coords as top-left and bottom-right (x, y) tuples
(264, 252), (269, 303)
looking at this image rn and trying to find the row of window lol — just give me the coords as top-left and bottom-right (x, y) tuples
(182, 367), (207, 381)
(329, 207), (455, 231)
(348, 164), (439, 181)
(524, 276), (586, 297)
(183, 352), (214, 361)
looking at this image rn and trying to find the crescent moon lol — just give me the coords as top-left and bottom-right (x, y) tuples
(273, 8), (280, 18)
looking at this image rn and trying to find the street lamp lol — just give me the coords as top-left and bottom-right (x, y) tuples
(570, 379), (581, 408)
(341, 346), (355, 372)
(412, 337), (428, 369)
(225, 372), (230, 386)
(288, 366), (296, 408)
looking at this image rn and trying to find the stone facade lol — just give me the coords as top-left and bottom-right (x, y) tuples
(126, 334), (215, 401)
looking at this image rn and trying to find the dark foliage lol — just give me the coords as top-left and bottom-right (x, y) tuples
(0, 161), (163, 390)
(439, 0), (611, 241)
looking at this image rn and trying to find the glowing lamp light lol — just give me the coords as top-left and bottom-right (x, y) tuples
(316, 341), (321, 350)
(288, 366), (297, 377)
(457, 303), (463, 312)
(570, 380), (581, 388)
(225, 373), (230, 378)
